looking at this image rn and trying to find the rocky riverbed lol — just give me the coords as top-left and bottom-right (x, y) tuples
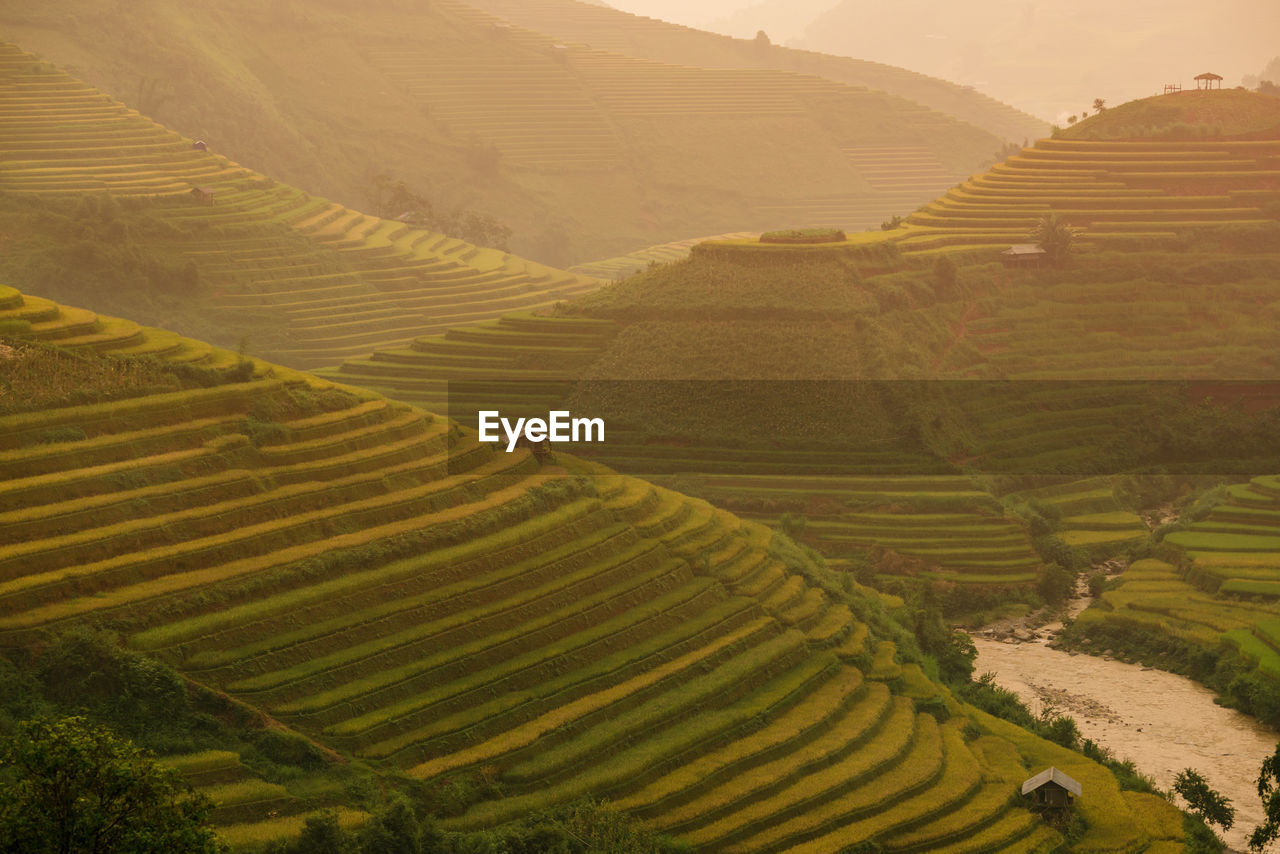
(972, 564), (1276, 853)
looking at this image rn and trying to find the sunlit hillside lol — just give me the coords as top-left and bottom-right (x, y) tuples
(894, 89), (1280, 252)
(0, 44), (599, 368)
(318, 95), (1280, 619)
(0, 285), (1189, 851)
(0, 0), (1027, 263)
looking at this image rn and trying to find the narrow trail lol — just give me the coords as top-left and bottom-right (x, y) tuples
(931, 299), (978, 372)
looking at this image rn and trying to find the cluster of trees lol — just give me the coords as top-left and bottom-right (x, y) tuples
(364, 174), (512, 251)
(1066, 98), (1107, 126)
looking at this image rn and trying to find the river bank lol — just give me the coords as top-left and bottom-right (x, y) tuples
(971, 570), (1276, 853)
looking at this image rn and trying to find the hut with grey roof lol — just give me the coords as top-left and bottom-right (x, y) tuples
(1021, 767), (1081, 809)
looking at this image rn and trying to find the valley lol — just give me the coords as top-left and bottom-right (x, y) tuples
(1, 4), (1279, 852)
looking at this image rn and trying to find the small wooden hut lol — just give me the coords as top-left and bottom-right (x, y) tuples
(1001, 244), (1046, 267)
(190, 186), (216, 206)
(1195, 72), (1223, 90)
(1021, 767), (1082, 809)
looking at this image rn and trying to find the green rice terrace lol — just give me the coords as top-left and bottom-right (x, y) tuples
(0, 43), (601, 369)
(0, 284), (1186, 851)
(891, 89), (1280, 253)
(318, 179), (1280, 606)
(1065, 475), (1280, 726)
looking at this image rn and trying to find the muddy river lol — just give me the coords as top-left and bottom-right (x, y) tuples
(974, 599), (1277, 852)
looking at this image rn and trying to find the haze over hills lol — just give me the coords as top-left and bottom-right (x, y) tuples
(590, 0), (1277, 121)
(0, 0), (1040, 265)
(791, 0), (1280, 122)
(455, 0), (1048, 145)
(701, 0), (842, 44)
(0, 43), (603, 369)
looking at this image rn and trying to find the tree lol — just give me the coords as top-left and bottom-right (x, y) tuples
(0, 716), (223, 854)
(932, 253), (958, 297)
(1093, 98), (1107, 112)
(1175, 769), (1235, 831)
(1029, 213), (1081, 265)
(1067, 115), (1078, 125)
(1251, 744), (1280, 851)
(754, 29), (771, 47)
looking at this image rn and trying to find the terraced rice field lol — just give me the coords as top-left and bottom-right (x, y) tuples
(1075, 477), (1280, 692)
(570, 232), (760, 280)
(0, 285), (1181, 850)
(1015, 478), (1148, 551)
(322, 308), (1047, 589)
(0, 43), (602, 368)
(1169, 476), (1280, 599)
(673, 474), (1042, 588)
(899, 136), (1280, 252)
(161, 750), (365, 845)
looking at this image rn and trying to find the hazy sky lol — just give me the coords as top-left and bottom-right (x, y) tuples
(604, 0), (1278, 122)
(604, 0), (750, 26)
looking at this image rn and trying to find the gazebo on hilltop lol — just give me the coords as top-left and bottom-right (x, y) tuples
(1194, 72), (1223, 90)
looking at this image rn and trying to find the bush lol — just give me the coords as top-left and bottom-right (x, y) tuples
(932, 254), (958, 298)
(1038, 563), (1076, 605)
(759, 228), (846, 244)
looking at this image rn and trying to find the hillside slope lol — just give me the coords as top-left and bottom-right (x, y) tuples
(318, 107), (1280, 604)
(0, 0), (1015, 262)
(457, 0), (1048, 145)
(0, 285), (1185, 851)
(0, 43), (600, 369)
(895, 89), (1280, 252)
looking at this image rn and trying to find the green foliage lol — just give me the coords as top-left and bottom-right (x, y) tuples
(1175, 769), (1235, 830)
(365, 174), (511, 250)
(1184, 812), (1227, 853)
(23, 629), (195, 749)
(908, 605), (976, 683)
(931, 254), (958, 298)
(1251, 743), (1280, 852)
(956, 672), (1036, 730)
(759, 228), (847, 244)
(880, 215), (903, 231)
(0, 716), (223, 854)
(265, 799), (685, 854)
(1028, 214), (1080, 265)
(1037, 563), (1076, 606)
(778, 512), (807, 539)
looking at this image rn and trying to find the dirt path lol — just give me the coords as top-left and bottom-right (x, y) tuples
(930, 299), (978, 372)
